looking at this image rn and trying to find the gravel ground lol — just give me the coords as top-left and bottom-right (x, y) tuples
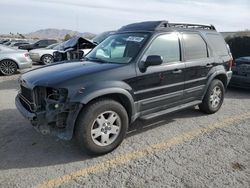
(0, 69), (250, 188)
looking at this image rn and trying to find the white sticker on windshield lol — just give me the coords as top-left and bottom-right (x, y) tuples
(126, 36), (144, 42)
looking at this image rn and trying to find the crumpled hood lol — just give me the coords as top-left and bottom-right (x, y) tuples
(20, 61), (123, 88)
(58, 36), (96, 51)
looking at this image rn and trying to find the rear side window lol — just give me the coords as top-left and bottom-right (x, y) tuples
(144, 33), (180, 63)
(183, 33), (208, 60)
(206, 33), (228, 56)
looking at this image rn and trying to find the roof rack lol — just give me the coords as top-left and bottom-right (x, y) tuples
(167, 22), (216, 30)
(118, 21), (216, 32)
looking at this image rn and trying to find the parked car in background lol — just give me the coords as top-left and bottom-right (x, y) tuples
(9, 41), (31, 48)
(15, 21), (232, 155)
(53, 36), (96, 62)
(0, 45), (32, 75)
(0, 39), (10, 44)
(2, 41), (12, 46)
(29, 43), (60, 65)
(18, 39), (57, 51)
(230, 57), (250, 89)
(92, 31), (115, 44)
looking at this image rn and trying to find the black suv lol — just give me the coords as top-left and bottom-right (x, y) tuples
(18, 39), (57, 51)
(15, 21), (232, 155)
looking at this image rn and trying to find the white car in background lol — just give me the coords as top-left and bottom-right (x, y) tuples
(0, 45), (32, 75)
(29, 43), (59, 65)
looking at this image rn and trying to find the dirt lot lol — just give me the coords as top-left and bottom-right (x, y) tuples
(0, 68), (250, 188)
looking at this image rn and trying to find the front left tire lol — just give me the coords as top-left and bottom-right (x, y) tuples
(75, 99), (129, 155)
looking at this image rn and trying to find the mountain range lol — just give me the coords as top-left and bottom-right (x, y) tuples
(25, 28), (96, 40)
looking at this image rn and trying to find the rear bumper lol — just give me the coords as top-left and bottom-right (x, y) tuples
(226, 71), (233, 85)
(29, 54), (41, 62)
(18, 59), (32, 69)
(229, 74), (250, 89)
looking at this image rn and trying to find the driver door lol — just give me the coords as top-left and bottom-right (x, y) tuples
(135, 33), (185, 114)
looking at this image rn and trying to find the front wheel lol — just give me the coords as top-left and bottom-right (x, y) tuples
(199, 79), (225, 114)
(75, 99), (128, 155)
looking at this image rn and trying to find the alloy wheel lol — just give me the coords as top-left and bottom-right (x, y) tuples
(0, 60), (17, 75)
(91, 111), (121, 146)
(209, 86), (222, 108)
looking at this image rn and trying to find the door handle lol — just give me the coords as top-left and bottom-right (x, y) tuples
(172, 69), (182, 74)
(206, 63), (213, 68)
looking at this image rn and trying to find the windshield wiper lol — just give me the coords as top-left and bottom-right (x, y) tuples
(84, 57), (108, 63)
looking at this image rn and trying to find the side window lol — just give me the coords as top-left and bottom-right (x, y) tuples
(183, 33), (208, 60)
(206, 34), (228, 56)
(48, 40), (55, 45)
(37, 40), (47, 47)
(143, 33), (180, 63)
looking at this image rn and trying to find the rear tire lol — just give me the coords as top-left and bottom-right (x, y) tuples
(199, 79), (225, 114)
(41, 54), (54, 65)
(75, 99), (128, 155)
(0, 60), (17, 76)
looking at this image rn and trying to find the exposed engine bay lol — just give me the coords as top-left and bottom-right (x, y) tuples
(53, 36), (96, 62)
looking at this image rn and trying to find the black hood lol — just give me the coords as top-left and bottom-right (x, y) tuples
(20, 61), (123, 88)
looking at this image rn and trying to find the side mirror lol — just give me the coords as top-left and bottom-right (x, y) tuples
(144, 55), (163, 67)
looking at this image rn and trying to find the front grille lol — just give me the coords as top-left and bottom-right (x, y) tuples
(21, 85), (33, 102)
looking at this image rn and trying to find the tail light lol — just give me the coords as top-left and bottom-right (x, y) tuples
(24, 53), (30, 58)
(232, 59), (236, 67)
(228, 58), (234, 71)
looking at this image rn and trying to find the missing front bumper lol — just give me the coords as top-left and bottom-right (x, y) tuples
(15, 95), (83, 140)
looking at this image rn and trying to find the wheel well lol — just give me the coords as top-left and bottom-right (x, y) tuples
(214, 74), (227, 88)
(0, 59), (19, 69)
(86, 94), (133, 122)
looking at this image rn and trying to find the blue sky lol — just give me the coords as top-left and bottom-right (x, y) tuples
(0, 0), (249, 34)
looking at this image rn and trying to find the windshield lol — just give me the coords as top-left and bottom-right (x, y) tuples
(46, 43), (59, 49)
(92, 31), (114, 44)
(86, 33), (149, 64)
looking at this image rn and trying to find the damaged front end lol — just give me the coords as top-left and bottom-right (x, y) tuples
(15, 84), (82, 140)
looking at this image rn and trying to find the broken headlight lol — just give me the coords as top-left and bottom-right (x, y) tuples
(46, 88), (68, 102)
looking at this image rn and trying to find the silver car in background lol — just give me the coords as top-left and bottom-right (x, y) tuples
(0, 45), (32, 75)
(29, 43), (59, 65)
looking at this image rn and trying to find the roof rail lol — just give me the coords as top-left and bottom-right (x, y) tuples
(118, 21), (216, 32)
(167, 23), (216, 30)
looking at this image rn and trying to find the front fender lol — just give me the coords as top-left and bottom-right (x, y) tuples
(70, 81), (136, 117)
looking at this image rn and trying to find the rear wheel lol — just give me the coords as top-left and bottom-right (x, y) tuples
(41, 54), (54, 65)
(0, 60), (17, 75)
(75, 99), (128, 155)
(199, 79), (225, 114)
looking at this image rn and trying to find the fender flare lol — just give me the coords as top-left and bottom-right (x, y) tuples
(79, 87), (136, 118)
(63, 88), (136, 140)
(201, 70), (228, 99)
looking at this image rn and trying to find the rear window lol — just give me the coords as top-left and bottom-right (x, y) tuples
(206, 33), (228, 56)
(183, 33), (208, 60)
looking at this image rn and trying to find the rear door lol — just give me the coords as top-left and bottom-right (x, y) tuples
(181, 32), (214, 102)
(134, 32), (185, 114)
